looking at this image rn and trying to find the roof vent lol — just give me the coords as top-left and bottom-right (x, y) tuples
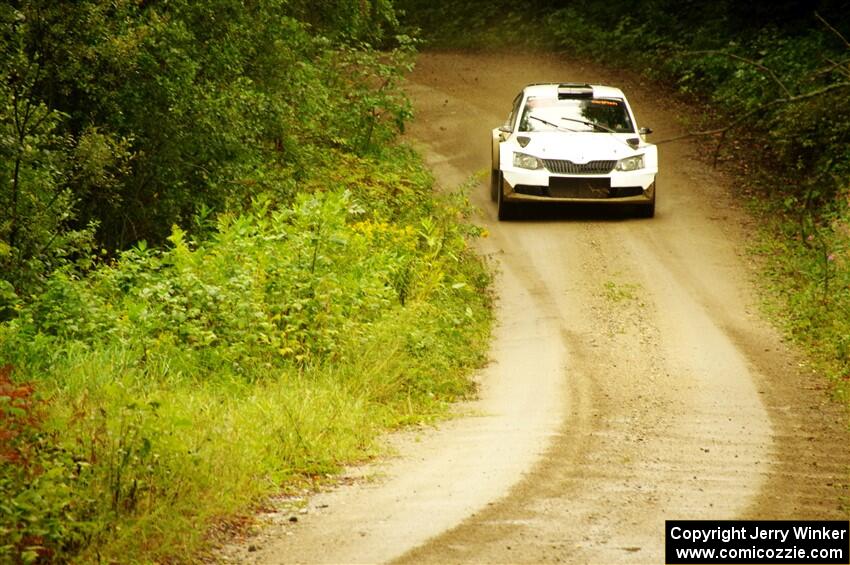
(558, 83), (593, 99)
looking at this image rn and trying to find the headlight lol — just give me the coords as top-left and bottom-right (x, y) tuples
(513, 152), (543, 170)
(616, 154), (645, 172)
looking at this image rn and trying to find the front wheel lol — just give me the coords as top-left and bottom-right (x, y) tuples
(490, 169), (499, 202)
(496, 172), (514, 221)
(635, 189), (656, 218)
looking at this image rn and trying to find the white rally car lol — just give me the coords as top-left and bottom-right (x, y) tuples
(491, 83), (657, 219)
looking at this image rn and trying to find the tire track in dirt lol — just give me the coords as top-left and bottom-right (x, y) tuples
(394, 216), (772, 563)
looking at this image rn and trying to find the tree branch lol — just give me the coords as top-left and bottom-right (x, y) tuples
(686, 49), (793, 98)
(654, 102), (777, 146)
(815, 57), (850, 80)
(653, 82), (850, 164)
(815, 11), (850, 49)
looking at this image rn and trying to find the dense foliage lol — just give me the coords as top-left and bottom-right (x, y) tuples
(1, 1), (495, 562)
(0, 151), (491, 562)
(0, 0), (411, 307)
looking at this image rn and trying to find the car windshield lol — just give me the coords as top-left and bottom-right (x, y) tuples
(518, 96), (635, 133)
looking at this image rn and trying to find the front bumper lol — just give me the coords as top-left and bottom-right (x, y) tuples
(502, 168), (656, 203)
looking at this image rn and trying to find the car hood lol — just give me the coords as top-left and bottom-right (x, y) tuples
(515, 131), (644, 161)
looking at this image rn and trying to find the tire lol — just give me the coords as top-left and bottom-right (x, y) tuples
(490, 169), (499, 202)
(496, 172), (514, 221)
(636, 190), (656, 218)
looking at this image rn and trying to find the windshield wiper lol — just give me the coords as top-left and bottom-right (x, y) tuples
(529, 114), (577, 132)
(561, 117), (618, 134)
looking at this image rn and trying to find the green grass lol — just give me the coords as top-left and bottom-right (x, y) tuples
(601, 280), (642, 304)
(750, 197), (850, 404)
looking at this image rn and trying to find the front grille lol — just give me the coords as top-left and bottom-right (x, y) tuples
(548, 178), (611, 198)
(543, 159), (616, 175)
(514, 181), (644, 199)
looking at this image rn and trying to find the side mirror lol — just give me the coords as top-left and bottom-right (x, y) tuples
(639, 126), (653, 135)
(498, 123), (511, 141)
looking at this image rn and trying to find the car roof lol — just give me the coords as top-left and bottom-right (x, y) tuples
(522, 83), (626, 100)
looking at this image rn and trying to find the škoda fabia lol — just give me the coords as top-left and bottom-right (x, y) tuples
(491, 83), (657, 219)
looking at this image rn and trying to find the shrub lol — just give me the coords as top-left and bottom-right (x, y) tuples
(0, 149), (493, 562)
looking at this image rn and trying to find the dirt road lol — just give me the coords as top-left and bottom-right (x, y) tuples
(224, 51), (849, 564)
